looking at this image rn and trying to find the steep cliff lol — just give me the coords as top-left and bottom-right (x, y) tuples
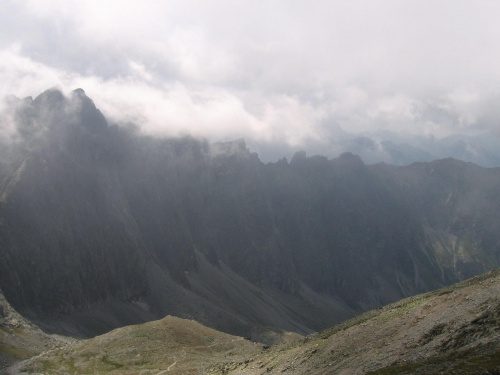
(0, 88), (499, 340)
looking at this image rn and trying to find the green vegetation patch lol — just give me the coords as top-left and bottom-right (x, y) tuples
(367, 348), (500, 375)
(464, 351), (500, 371)
(101, 355), (124, 370)
(40, 356), (78, 374)
(0, 342), (35, 359)
(377, 296), (430, 324)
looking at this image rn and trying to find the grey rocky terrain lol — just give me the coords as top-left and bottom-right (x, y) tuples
(0, 288), (73, 371)
(1, 88), (500, 372)
(5, 269), (500, 374)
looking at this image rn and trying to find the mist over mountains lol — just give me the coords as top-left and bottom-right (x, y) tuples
(250, 127), (500, 168)
(1, 88), (500, 343)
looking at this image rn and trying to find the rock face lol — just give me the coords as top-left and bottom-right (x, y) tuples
(0, 88), (500, 339)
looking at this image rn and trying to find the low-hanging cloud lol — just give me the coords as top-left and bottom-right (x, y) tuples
(2, 0), (500, 160)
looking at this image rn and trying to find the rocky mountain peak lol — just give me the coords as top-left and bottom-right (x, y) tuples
(290, 150), (306, 166)
(32, 87), (65, 110)
(69, 88), (108, 131)
(211, 138), (249, 157)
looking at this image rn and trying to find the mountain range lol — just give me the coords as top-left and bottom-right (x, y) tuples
(0, 88), (500, 352)
(251, 124), (500, 168)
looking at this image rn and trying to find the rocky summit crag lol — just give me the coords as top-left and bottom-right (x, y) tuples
(0, 88), (500, 344)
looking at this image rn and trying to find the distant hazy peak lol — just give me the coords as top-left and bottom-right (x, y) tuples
(290, 150), (306, 166)
(72, 88), (86, 96)
(211, 138), (249, 156)
(33, 87), (65, 109)
(70, 88), (108, 131)
(28, 87), (108, 133)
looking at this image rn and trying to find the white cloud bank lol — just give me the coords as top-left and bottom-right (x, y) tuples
(2, 0), (500, 158)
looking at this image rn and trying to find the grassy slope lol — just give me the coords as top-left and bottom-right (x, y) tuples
(6, 269), (500, 375)
(10, 316), (265, 375)
(217, 269), (500, 374)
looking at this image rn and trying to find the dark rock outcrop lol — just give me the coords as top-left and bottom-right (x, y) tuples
(0, 88), (500, 340)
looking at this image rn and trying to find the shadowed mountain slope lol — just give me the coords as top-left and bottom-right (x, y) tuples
(0, 88), (500, 342)
(0, 288), (72, 370)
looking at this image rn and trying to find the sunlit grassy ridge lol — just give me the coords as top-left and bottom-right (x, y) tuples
(11, 270), (500, 375)
(17, 316), (262, 374)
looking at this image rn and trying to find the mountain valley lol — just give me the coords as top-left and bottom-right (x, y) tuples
(1, 88), (500, 373)
(5, 269), (500, 374)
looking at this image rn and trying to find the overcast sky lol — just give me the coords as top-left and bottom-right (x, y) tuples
(2, 0), (500, 157)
